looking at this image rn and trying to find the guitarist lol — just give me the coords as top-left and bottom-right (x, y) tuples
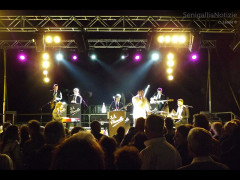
(50, 84), (63, 109)
(109, 94), (126, 111)
(150, 87), (165, 111)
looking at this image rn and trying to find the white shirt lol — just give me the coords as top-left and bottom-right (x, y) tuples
(132, 95), (150, 120)
(140, 137), (182, 170)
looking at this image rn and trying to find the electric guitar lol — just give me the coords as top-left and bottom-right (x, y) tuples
(150, 98), (174, 104)
(119, 102), (132, 111)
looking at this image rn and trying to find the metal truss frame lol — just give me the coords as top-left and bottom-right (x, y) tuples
(0, 39), (216, 49)
(0, 15), (239, 33)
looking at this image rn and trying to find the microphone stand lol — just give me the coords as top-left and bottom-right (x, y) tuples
(40, 101), (51, 125)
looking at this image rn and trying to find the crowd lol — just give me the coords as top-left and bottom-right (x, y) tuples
(0, 113), (240, 170)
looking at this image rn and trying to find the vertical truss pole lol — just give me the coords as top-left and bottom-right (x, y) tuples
(208, 48), (212, 113)
(2, 48), (7, 124)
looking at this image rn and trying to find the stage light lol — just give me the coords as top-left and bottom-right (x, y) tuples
(166, 68), (173, 74)
(179, 35), (186, 43)
(157, 36), (164, 43)
(134, 54), (142, 61)
(43, 77), (50, 83)
(90, 54), (97, 60)
(172, 35), (179, 43)
(167, 59), (174, 67)
(18, 53), (27, 62)
(45, 36), (52, 43)
(56, 52), (63, 61)
(43, 70), (48, 75)
(42, 60), (50, 68)
(120, 48), (129, 60)
(72, 54), (78, 61)
(43, 53), (49, 60)
(165, 36), (171, 43)
(190, 53), (199, 61)
(54, 36), (61, 43)
(167, 53), (174, 60)
(168, 75), (174, 81)
(151, 51), (160, 61)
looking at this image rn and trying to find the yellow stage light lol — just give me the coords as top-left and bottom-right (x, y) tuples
(167, 59), (174, 67)
(165, 36), (171, 43)
(43, 53), (49, 60)
(172, 35), (179, 43)
(168, 75), (174, 81)
(42, 60), (50, 68)
(43, 70), (48, 75)
(157, 36), (164, 43)
(45, 36), (52, 43)
(167, 53), (174, 60)
(43, 77), (50, 83)
(179, 35), (186, 43)
(167, 68), (173, 74)
(54, 36), (61, 43)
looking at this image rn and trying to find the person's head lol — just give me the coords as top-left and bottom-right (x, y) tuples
(210, 122), (223, 137)
(144, 114), (165, 139)
(165, 117), (174, 130)
(50, 131), (105, 170)
(187, 127), (213, 157)
(19, 124), (29, 140)
(177, 99), (184, 106)
(90, 120), (101, 133)
(193, 114), (210, 131)
(135, 117), (145, 132)
(115, 94), (121, 102)
(99, 136), (117, 154)
(73, 88), (79, 95)
(114, 145), (142, 170)
(3, 125), (19, 142)
(70, 126), (85, 136)
(137, 90), (144, 97)
(44, 121), (66, 145)
(2, 122), (12, 132)
(157, 88), (162, 94)
(53, 84), (58, 91)
(116, 126), (125, 136)
(222, 121), (238, 137)
(174, 124), (194, 148)
(28, 120), (42, 138)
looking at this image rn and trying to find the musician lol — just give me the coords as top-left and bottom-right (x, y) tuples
(150, 87), (165, 111)
(109, 94), (126, 111)
(170, 99), (189, 125)
(132, 89), (150, 126)
(69, 88), (82, 104)
(52, 102), (64, 122)
(50, 84), (62, 109)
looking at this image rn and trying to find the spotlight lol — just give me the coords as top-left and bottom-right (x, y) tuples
(72, 54), (78, 61)
(157, 36), (164, 43)
(120, 48), (129, 60)
(166, 68), (173, 74)
(43, 77), (50, 83)
(45, 36), (53, 43)
(43, 70), (48, 75)
(18, 53), (27, 62)
(168, 75), (174, 81)
(90, 54), (97, 60)
(179, 35), (186, 43)
(43, 53), (49, 60)
(167, 59), (174, 67)
(133, 49), (142, 62)
(54, 36), (61, 43)
(56, 52), (63, 61)
(167, 53), (174, 60)
(165, 36), (171, 43)
(190, 53), (199, 61)
(42, 60), (50, 68)
(151, 51), (160, 61)
(88, 48), (97, 61)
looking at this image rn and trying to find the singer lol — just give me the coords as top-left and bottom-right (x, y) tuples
(132, 89), (150, 126)
(69, 88), (82, 104)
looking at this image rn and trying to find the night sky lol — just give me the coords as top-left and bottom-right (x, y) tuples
(0, 10), (240, 124)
